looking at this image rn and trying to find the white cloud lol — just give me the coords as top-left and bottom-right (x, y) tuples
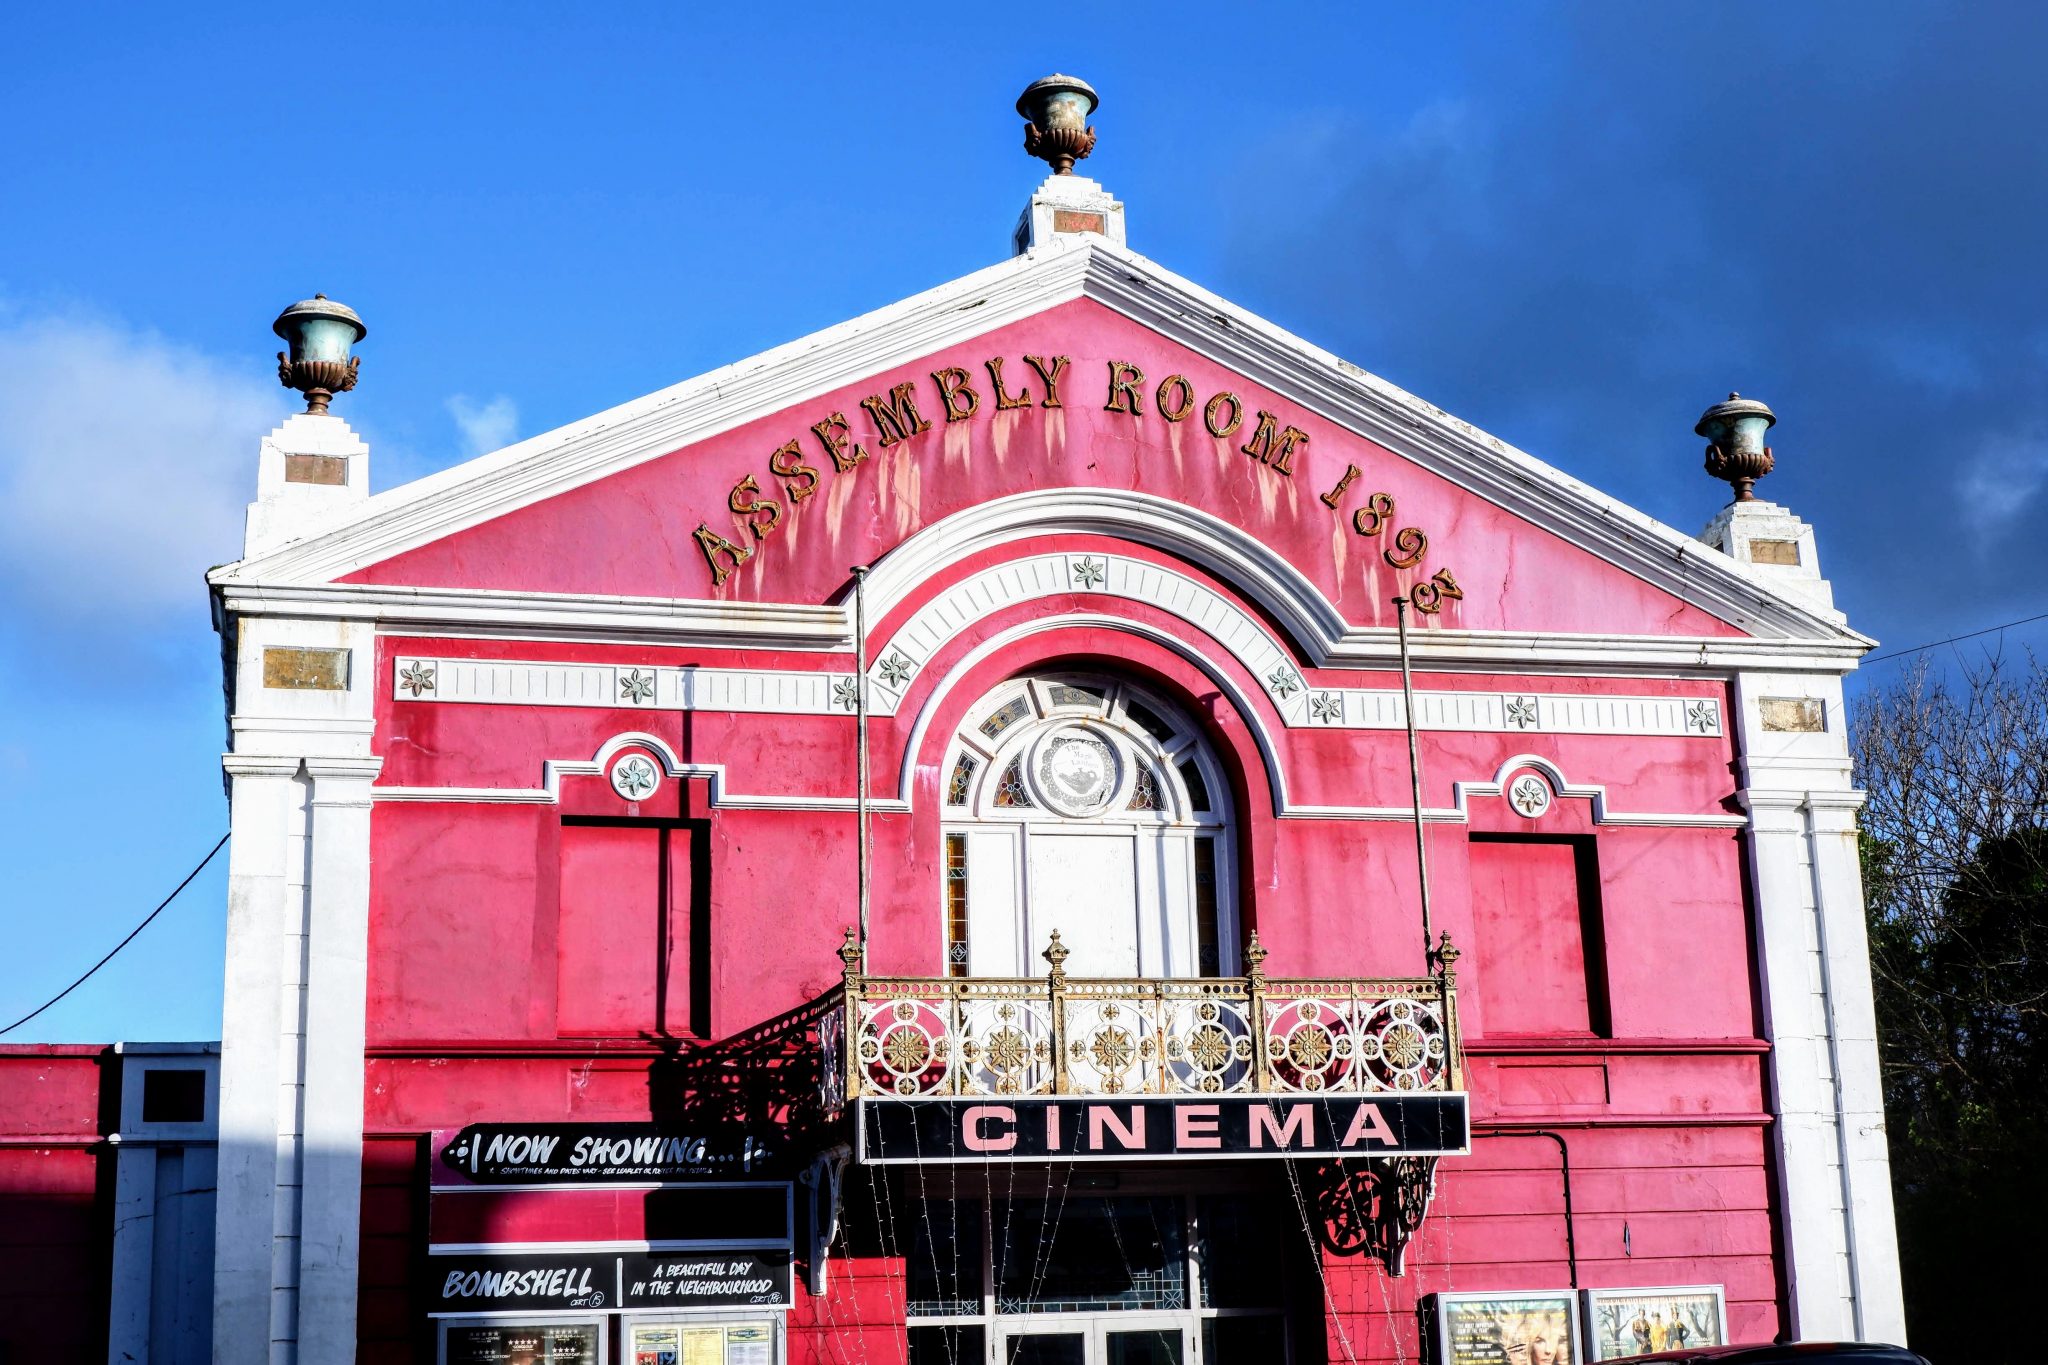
(1955, 425), (2048, 541)
(0, 309), (277, 625)
(447, 393), (518, 456)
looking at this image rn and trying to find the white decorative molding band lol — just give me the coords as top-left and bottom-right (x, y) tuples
(395, 656), (863, 716)
(1296, 686), (1722, 738)
(395, 630), (1722, 740)
(371, 733), (1740, 830)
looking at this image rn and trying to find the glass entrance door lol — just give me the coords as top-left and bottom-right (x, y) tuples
(1003, 1332), (1087, 1365)
(1100, 1324), (1187, 1365)
(906, 1190), (1289, 1365)
(998, 1321), (1187, 1365)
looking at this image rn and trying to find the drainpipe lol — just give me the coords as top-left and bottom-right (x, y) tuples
(1475, 1127), (1579, 1288)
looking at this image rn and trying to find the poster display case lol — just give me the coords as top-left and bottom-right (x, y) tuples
(1580, 1286), (1727, 1360)
(1425, 1291), (1581, 1365)
(441, 1320), (605, 1363)
(628, 1315), (780, 1365)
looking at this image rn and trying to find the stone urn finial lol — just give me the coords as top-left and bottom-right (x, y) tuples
(273, 294), (366, 415)
(1696, 392), (1777, 502)
(1018, 74), (1100, 175)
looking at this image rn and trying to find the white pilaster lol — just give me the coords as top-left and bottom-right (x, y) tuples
(212, 756), (304, 1365)
(1735, 671), (1906, 1344)
(294, 756), (382, 1361)
(212, 572), (377, 1363)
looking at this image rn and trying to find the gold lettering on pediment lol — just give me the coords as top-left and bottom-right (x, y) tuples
(688, 350), (1463, 613)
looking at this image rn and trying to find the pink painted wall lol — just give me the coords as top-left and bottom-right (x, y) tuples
(0, 1047), (112, 1363)
(346, 317), (1781, 1361)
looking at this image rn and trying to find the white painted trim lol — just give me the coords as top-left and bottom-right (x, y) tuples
(1733, 669), (1905, 1344)
(210, 761), (301, 1365)
(395, 655), (858, 716)
(376, 732), (910, 813)
(375, 657), (1742, 832)
(858, 490), (1343, 663)
(295, 756), (383, 1365)
(1451, 753), (1748, 830)
(425, 1238), (791, 1255)
(218, 578), (1871, 677)
(393, 623), (1723, 740)
(209, 237), (1865, 652)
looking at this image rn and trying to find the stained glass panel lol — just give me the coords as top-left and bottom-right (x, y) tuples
(980, 697), (1031, 739)
(947, 754), (979, 807)
(993, 759), (1033, 808)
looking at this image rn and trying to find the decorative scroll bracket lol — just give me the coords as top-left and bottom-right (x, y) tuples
(798, 1143), (852, 1295)
(1304, 1154), (1441, 1276)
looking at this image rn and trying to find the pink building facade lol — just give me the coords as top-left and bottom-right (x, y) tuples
(197, 120), (1904, 1365)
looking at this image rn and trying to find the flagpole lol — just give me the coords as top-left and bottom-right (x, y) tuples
(1394, 595), (1435, 968)
(852, 565), (872, 956)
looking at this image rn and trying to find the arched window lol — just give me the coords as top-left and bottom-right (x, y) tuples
(939, 673), (1236, 979)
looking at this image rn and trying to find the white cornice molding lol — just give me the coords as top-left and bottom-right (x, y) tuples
(220, 581), (849, 649)
(209, 236), (1866, 654)
(219, 498), (1870, 676)
(223, 586), (1867, 679)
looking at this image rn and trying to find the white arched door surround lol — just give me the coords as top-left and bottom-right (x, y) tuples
(939, 672), (1237, 980)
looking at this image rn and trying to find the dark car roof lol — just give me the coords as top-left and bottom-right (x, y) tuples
(1603, 1345), (1928, 1365)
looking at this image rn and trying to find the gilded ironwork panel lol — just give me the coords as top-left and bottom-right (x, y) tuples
(841, 953), (1457, 1099)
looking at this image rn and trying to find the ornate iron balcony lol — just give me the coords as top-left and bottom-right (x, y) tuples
(826, 929), (1463, 1103)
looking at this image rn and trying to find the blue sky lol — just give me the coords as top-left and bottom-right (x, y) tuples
(3, 2), (2043, 1041)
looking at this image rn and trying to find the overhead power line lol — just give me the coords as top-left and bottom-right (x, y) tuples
(0, 832), (229, 1038)
(1864, 610), (2048, 665)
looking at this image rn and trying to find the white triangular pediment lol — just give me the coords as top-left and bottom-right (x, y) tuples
(209, 234), (1865, 656)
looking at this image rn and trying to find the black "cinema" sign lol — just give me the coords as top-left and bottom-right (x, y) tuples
(857, 1093), (1470, 1164)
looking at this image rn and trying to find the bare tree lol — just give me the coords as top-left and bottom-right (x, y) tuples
(1851, 653), (2048, 1359)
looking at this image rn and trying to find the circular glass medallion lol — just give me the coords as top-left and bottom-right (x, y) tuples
(1028, 727), (1120, 816)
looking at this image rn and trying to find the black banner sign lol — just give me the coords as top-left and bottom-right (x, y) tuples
(437, 1123), (785, 1185)
(622, 1250), (792, 1309)
(432, 1250), (619, 1313)
(857, 1093), (1470, 1164)
(431, 1248), (793, 1315)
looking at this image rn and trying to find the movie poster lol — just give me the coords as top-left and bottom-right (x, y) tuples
(1432, 1292), (1581, 1365)
(630, 1321), (777, 1365)
(1583, 1286), (1728, 1360)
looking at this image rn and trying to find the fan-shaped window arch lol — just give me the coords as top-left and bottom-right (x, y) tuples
(939, 673), (1236, 979)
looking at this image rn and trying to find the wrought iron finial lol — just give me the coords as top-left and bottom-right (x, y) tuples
(1696, 391), (1777, 502)
(1018, 74), (1099, 175)
(838, 926), (864, 976)
(272, 293), (366, 414)
(1431, 930), (1461, 980)
(1042, 930), (1070, 981)
(1244, 929), (1269, 981)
